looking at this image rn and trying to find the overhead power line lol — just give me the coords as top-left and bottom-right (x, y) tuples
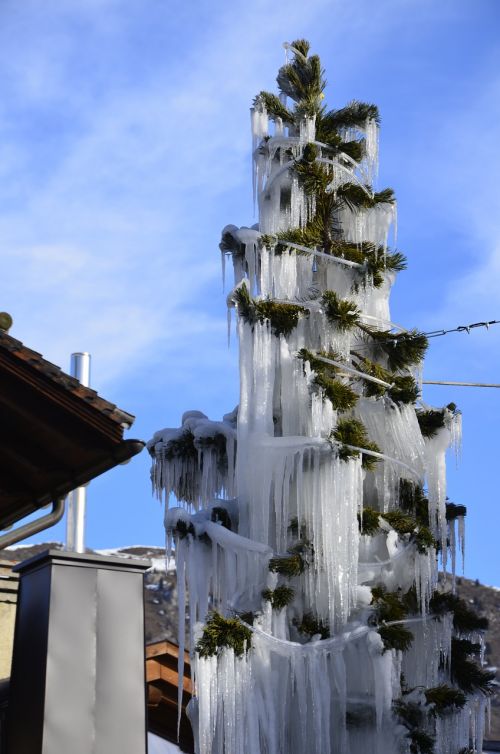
(424, 319), (500, 339)
(423, 380), (500, 389)
(351, 318), (500, 352)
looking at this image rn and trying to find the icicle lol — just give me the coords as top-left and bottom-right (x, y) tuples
(458, 514), (465, 573)
(221, 249), (226, 292)
(364, 118), (379, 184)
(423, 425), (451, 569)
(175, 536), (187, 740)
(450, 409), (462, 465)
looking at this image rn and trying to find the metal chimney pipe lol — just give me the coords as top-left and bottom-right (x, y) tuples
(65, 352), (91, 553)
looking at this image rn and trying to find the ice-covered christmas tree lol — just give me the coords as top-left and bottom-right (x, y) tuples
(148, 40), (494, 754)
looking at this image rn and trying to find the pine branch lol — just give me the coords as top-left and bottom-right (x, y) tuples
(371, 585), (408, 621)
(294, 156), (330, 196)
(358, 507), (435, 553)
(293, 612), (330, 639)
(163, 429), (198, 461)
(276, 41), (326, 106)
(378, 624), (414, 652)
(358, 507), (381, 535)
(232, 286), (305, 337)
(256, 300), (305, 337)
(408, 731), (435, 754)
(196, 612), (252, 658)
(446, 502), (467, 520)
(389, 375), (419, 404)
(262, 585), (295, 610)
(320, 100), (380, 130)
(359, 327), (428, 371)
(424, 685), (467, 717)
(321, 290), (360, 331)
(313, 373), (358, 410)
(297, 348), (341, 375)
(451, 638), (496, 695)
(429, 592), (488, 632)
(335, 182), (374, 211)
(173, 519), (195, 539)
(417, 409), (446, 438)
(330, 417), (381, 470)
(269, 552), (305, 577)
(210, 507), (232, 529)
(371, 585), (414, 651)
(254, 91), (295, 123)
(399, 480), (430, 526)
(338, 139), (365, 162)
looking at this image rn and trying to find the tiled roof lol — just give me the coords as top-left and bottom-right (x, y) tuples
(0, 331), (134, 429)
(0, 329), (144, 529)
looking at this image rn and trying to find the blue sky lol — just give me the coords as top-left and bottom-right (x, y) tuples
(1, 0), (499, 584)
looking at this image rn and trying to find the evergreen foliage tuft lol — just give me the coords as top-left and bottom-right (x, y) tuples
(424, 685), (466, 716)
(331, 418), (381, 470)
(321, 290), (360, 330)
(233, 285), (305, 337)
(417, 409), (446, 439)
(445, 502), (467, 520)
(174, 519), (195, 539)
(378, 624), (414, 652)
(269, 552), (305, 577)
(359, 327), (428, 371)
(313, 373), (358, 410)
(294, 612), (330, 639)
(211, 506), (232, 529)
(254, 91), (294, 123)
(163, 430), (198, 461)
(196, 612), (252, 658)
(358, 507), (381, 535)
(429, 591), (489, 632)
(451, 638), (496, 695)
(262, 585), (295, 610)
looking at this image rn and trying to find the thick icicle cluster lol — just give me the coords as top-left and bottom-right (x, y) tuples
(148, 40), (493, 754)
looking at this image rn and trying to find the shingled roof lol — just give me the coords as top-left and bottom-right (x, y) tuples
(0, 329), (144, 529)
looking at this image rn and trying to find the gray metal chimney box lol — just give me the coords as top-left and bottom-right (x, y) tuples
(6, 549), (150, 754)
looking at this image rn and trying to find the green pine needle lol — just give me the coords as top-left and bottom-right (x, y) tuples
(382, 509), (419, 536)
(429, 591), (489, 632)
(389, 375), (419, 404)
(378, 624), (414, 652)
(254, 91), (295, 123)
(331, 418), (381, 470)
(210, 507), (232, 529)
(276, 43), (326, 105)
(424, 685), (466, 716)
(269, 553), (305, 577)
(262, 585), (295, 610)
(174, 519), (195, 539)
(319, 100), (380, 131)
(297, 348), (341, 375)
(321, 290), (360, 330)
(358, 507), (381, 535)
(408, 730), (435, 754)
(232, 286), (305, 337)
(451, 638), (496, 695)
(163, 430), (198, 461)
(313, 373), (358, 410)
(417, 409), (446, 439)
(445, 502), (467, 520)
(294, 612), (330, 639)
(196, 612), (252, 658)
(358, 507), (435, 553)
(360, 327), (428, 371)
(371, 585), (408, 622)
(256, 300), (305, 337)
